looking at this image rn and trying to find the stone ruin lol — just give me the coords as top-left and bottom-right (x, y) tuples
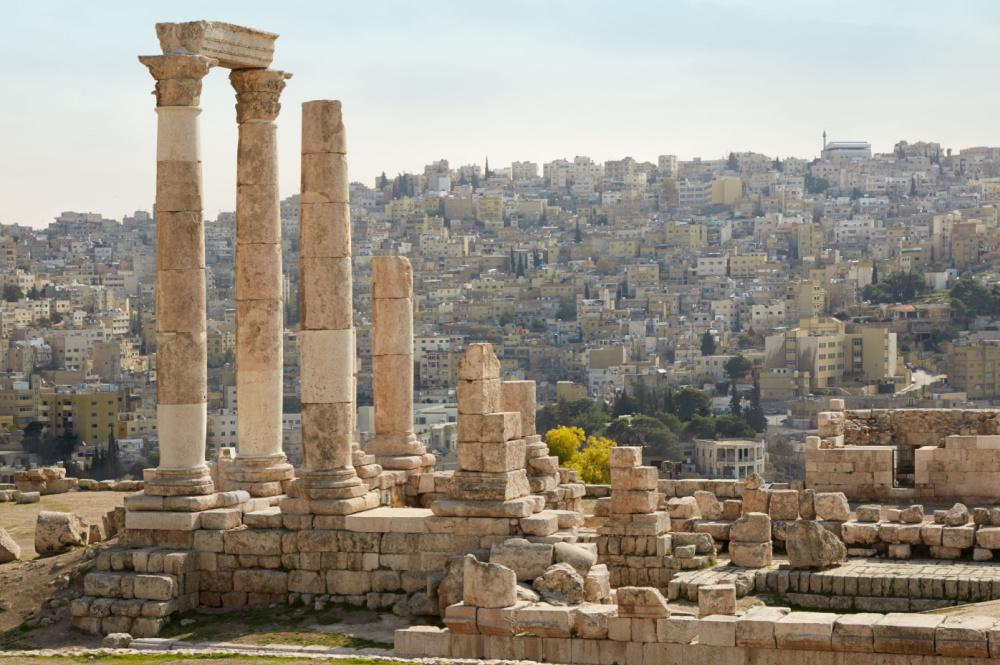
(45, 18), (1000, 665)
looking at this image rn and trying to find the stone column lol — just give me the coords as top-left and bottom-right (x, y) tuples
(139, 53), (216, 497)
(292, 100), (370, 510)
(227, 68), (294, 498)
(370, 256), (427, 469)
(502, 380), (559, 493)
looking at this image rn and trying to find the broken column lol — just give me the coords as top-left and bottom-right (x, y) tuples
(140, 53), (216, 497)
(227, 68), (294, 497)
(597, 446), (671, 587)
(502, 380), (559, 494)
(370, 255), (429, 470)
(289, 100), (374, 515)
(431, 343), (539, 519)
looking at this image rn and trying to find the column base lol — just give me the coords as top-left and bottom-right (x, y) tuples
(226, 453), (294, 497)
(371, 432), (433, 470)
(143, 466), (215, 497)
(289, 467), (366, 500)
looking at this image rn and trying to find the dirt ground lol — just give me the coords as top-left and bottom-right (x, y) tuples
(0, 491), (128, 559)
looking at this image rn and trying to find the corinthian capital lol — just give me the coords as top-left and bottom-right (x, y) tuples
(138, 54), (217, 107)
(230, 69), (292, 123)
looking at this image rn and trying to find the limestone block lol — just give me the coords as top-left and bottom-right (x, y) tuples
(463, 555), (517, 608)
(698, 615), (737, 646)
(198, 509), (241, 531)
(842, 521), (878, 546)
(693, 491), (723, 520)
(814, 492), (850, 521)
(610, 490), (658, 515)
(299, 256), (352, 330)
(155, 106), (201, 162)
(0, 528), (20, 563)
(786, 520), (847, 569)
(448, 469), (529, 502)
(155, 159), (202, 212)
(233, 569), (287, 594)
(729, 541), (772, 568)
(372, 297), (413, 357)
(35, 511), (89, 556)
(133, 575), (176, 601)
(124, 511), (200, 532)
(610, 446), (643, 468)
(722, 499), (742, 521)
(456, 378), (502, 416)
(520, 512), (559, 537)
(300, 328), (355, 404)
(301, 99), (347, 154)
(977, 526), (1000, 549)
(490, 539), (553, 581)
(584, 564), (610, 602)
(301, 152), (349, 204)
(887, 543), (911, 559)
(372, 355), (413, 433)
(553, 542), (596, 575)
(855, 504), (881, 522)
(942, 525), (975, 549)
(223, 528), (283, 556)
(394, 626), (450, 658)
(698, 584), (736, 617)
(730, 512), (771, 543)
(920, 523), (944, 546)
(665, 496), (700, 519)
(155, 331), (207, 404)
(500, 381), (537, 436)
(444, 602), (478, 634)
(736, 605), (789, 648)
(235, 244), (281, 303)
(936, 615), (995, 658)
(573, 603), (616, 639)
(459, 412), (522, 444)
(741, 488), (769, 514)
(157, 211), (205, 270)
(818, 411), (845, 437)
(873, 613), (942, 655)
(456, 343), (501, 381)
(767, 489), (799, 520)
(657, 615), (698, 643)
(300, 402), (353, 469)
(533, 563), (585, 605)
(832, 613), (881, 652)
(798, 489), (815, 519)
(615, 586), (669, 618)
(513, 603), (574, 637)
(900, 504), (924, 523)
(943, 502), (970, 526)
(300, 202), (350, 258)
(611, 466), (658, 492)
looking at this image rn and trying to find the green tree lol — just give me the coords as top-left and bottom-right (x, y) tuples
(604, 415), (682, 461)
(745, 373), (767, 433)
(681, 414), (717, 441)
(556, 297), (577, 321)
(2, 285), (23, 302)
(700, 330), (716, 356)
(862, 271), (929, 304)
(536, 399), (610, 434)
(729, 381), (742, 417)
(727, 152), (739, 171)
(612, 389), (636, 417)
(723, 355), (752, 380)
(498, 310), (514, 326)
(674, 387), (711, 421)
(716, 414), (755, 438)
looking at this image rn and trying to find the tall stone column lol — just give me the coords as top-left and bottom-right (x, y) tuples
(227, 68), (294, 498)
(291, 100), (372, 513)
(370, 256), (427, 470)
(139, 53), (216, 496)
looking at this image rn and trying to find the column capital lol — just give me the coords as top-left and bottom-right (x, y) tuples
(230, 68), (292, 123)
(139, 54), (216, 107)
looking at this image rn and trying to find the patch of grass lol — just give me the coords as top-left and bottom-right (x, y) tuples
(0, 621), (35, 649)
(229, 631), (391, 650)
(162, 604), (385, 644)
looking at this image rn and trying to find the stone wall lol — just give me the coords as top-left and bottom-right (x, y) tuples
(399, 603), (1000, 663)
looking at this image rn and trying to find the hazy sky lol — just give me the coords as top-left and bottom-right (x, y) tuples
(2, 1), (999, 227)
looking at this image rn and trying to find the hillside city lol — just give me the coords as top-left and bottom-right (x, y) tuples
(3, 137), (1000, 486)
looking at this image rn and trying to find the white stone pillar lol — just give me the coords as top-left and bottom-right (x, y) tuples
(227, 68), (294, 498)
(139, 53), (216, 496)
(292, 100), (367, 507)
(370, 256), (427, 470)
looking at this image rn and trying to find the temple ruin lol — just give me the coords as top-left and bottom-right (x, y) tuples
(59, 19), (1000, 665)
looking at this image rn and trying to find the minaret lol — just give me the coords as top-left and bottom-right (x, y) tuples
(822, 130), (827, 150)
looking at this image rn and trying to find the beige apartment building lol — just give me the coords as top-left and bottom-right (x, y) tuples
(947, 340), (1000, 398)
(764, 317), (897, 391)
(695, 438), (766, 479)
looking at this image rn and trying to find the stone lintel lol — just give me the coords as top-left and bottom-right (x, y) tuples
(156, 21), (277, 70)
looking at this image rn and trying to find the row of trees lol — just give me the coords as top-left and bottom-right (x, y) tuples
(861, 270), (930, 304)
(538, 377), (767, 473)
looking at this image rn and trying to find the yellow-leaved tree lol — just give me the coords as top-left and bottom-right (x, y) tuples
(545, 426), (585, 465)
(569, 435), (616, 484)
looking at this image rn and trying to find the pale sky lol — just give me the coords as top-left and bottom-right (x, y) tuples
(2, 0), (999, 227)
